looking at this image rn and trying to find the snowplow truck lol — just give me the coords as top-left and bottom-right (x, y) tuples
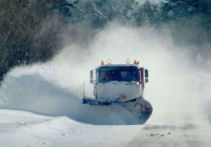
(82, 59), (153, 124)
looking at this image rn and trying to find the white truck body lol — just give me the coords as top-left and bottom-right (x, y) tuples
(90, 64), (148, 102)
(96, 81), (141, 100)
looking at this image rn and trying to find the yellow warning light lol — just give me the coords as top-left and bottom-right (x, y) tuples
(101, 60), (104, 65)
(126, 58), (130, 64)
(134, 59), (138, 64)
(107, 59), (112, 64)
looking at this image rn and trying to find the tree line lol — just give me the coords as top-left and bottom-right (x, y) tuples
(0, 0), (210, 82)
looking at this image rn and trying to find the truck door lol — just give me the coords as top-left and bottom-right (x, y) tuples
(140, 67), (144, 88)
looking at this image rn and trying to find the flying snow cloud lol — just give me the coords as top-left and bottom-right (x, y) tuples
(52, 22), (210, 124)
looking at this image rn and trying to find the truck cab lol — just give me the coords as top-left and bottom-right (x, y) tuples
(90, 59), (149, 102)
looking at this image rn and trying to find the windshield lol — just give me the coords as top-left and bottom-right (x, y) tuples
(98, 66), (140, 82)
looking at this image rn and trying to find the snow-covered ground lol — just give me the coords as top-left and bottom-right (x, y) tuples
(0, 109), (210, 147)
(0, 109), (140, 147)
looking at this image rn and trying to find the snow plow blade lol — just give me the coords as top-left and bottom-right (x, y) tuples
(82, 97), (153, 124)
(82, 97), (137, 105)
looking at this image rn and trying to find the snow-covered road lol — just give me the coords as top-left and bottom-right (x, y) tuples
(0, 109), (210, 147)
(0, 110), (139, 147)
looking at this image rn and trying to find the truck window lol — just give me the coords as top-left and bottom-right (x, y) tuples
(98, 66), (140, 82)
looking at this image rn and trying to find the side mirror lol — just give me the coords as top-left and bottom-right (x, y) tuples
(90, 70), (94, 83)
(145, 69), (149, 83)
